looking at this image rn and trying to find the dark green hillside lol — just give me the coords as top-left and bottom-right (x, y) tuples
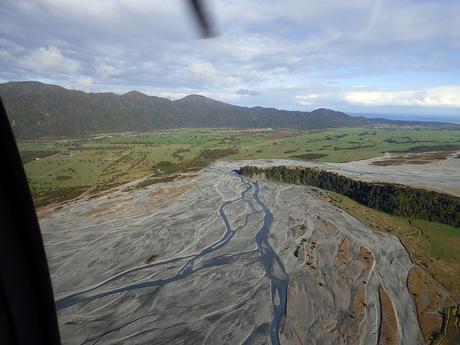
(0, 81), (369, 139)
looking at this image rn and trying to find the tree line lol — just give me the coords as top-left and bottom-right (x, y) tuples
(239, 165), (460, 227)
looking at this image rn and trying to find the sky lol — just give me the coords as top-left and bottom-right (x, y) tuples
(1, 0), (460, 121)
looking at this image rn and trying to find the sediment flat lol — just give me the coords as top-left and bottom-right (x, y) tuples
(39, 159), (449, 344)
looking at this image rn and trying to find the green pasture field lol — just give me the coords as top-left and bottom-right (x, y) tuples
(412, 219), (460, 265)
(226, 126), (460, 161)
(17, 125), (460, 207)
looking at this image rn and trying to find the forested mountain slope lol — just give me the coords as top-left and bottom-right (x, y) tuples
(0, 81), (369, 138)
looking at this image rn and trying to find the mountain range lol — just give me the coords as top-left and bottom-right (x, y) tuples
(0, 81), (442, 139)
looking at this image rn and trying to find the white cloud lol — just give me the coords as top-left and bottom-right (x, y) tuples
(188, 61), (238, 86)
(76, 76), (93, 91)
(189, 61), (218, 83)
(0, 49), (12, 60)
(295, 94), (318, 105)
(21, 46), (79, 73)
(343, 86), (460, 107)
(96, 62), (121, 78)
(2, 0), (460, 116)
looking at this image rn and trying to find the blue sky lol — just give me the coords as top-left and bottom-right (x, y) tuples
(1, 0), (459, 120)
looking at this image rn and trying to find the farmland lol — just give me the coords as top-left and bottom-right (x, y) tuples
(18, 125), (460, 207)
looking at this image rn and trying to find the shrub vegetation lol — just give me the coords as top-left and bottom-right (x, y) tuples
(239, 165), (460, 227)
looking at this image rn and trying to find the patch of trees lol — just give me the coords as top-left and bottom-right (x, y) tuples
(31, 185), (87, 208)
(132, 175), (179, 190)
(384, 137), (433, 144)
(153, 148), (238, 175)
(358, 131), (376, 136)
(172, 148), (190, 160)
(291, 153), (328, 160)
(332, 144), (376, 150)
(20, 150), (60, 163)
(394, 144), (460, 153)
(55, 175), (72, 181)
(69, 146), (128, 151)
(239, 166), (460, 227)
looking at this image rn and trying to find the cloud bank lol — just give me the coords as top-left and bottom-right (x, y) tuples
(343, 86), (460, 108)
(0, 0), (459, 118)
